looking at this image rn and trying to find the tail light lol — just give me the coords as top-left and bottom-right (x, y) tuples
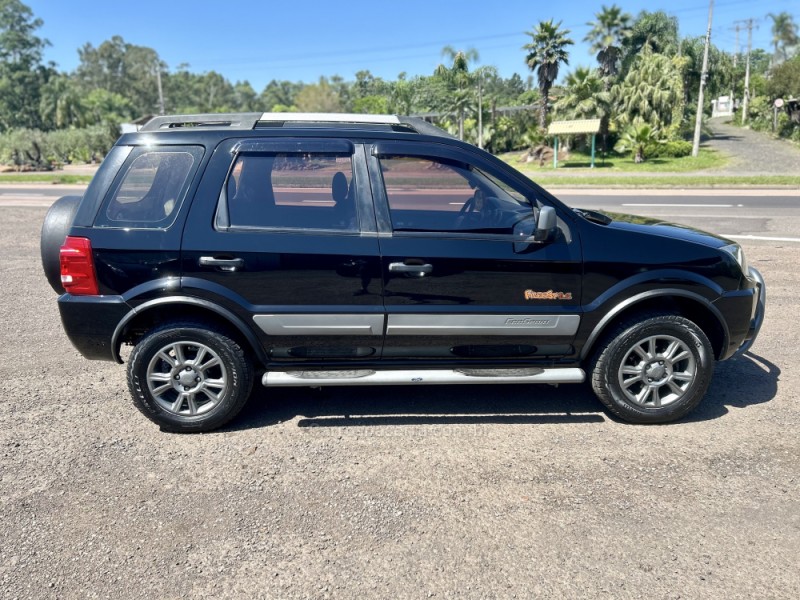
(60, 236), (99, 295)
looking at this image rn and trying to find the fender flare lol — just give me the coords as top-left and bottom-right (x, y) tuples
(579, 288), (729, 360)
(110, 296), (267, 364)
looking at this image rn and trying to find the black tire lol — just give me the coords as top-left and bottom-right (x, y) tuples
(590, 315), (714, 424)
(127, 322), (254, 433)
(40, 195), (82, 293)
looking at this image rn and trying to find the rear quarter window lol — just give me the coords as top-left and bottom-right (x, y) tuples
(95, 146), (203, 229)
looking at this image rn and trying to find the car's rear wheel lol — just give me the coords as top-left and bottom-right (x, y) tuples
(127, 322), (253, 432)
(590, 315), (714, 423)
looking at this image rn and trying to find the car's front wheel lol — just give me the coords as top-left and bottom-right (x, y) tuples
(590, 315), (714, 423)
(127, 322), (253, 432)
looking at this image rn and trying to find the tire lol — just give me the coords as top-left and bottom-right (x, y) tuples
(590, 315), (714, 424)
(40, 195), (82, 293)
(127, 322), (254, 432)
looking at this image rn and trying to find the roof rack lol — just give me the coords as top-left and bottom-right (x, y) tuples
(140, 113), (263, 131)
(138, 112), (455, 139)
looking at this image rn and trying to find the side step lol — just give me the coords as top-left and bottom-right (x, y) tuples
(262, 367), (585, 387)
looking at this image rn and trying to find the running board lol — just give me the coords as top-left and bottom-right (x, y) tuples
(262, 367), (585, 387)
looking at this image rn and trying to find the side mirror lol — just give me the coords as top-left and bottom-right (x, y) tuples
(533, 206), (557, 243)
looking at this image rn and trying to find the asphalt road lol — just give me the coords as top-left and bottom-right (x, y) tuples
(3, 184), (799, 241)
(1, 194), (798, 599)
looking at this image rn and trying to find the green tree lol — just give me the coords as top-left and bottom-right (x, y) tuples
(0, 0), (51, 131)
(584, 4), (631, 89)
(260, 79), (301, 112)
(621, 10), (679, 74)
(232, 81), (260, 112)
(553, 67), (610, 121)
(613, 46), (687, 134)
(39, 74), (86, 129)
(614, 118), (659, 163)
(523, 20), (574, 129)
(767, 55), (800, 99)
(82, 88), (134, 126)
(434, 46), (479, 140)
(768, 12), (799, 64)
(388, 72), (417, 115)
(76, 36), (164, 116)
(295, 77), (342, 112)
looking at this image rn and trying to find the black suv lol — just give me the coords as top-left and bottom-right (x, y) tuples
(41, 112), (766, 432)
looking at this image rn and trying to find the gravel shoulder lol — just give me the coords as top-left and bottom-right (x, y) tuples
(1, 207), (798, 599)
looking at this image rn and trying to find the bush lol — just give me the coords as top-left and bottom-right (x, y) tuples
(0, 125), (117, 169)
(649, 139), (693, 158)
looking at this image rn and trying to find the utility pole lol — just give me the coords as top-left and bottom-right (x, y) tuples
(731, 25), (739, 114)
(738, 19), (756, 125)
(692, 0), (714, 157)
(155, 63), (166, 116)
(477, 72), (483, 149)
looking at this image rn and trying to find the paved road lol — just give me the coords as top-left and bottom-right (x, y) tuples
(5, 185), (798, 242)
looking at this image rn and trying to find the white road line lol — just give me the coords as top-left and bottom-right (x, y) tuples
(0, 192), (42, 197)
(724, 234), (800, 243)
(621, 203), (741, 208)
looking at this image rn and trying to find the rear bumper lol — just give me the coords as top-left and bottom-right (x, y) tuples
(738, 267), (766, 354)
(58, 294), (131, 361)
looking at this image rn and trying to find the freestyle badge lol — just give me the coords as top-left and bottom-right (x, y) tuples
(524, 289), (573, 301)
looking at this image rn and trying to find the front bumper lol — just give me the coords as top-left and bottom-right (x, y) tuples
(738, 267), (766, 354)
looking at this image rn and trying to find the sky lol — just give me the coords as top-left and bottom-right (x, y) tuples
(26, 0), (798, 92)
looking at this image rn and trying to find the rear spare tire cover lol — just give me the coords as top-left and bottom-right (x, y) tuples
(40, 195), (82, 294)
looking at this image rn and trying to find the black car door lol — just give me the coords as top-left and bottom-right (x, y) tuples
(367, 141), (582, 363)
(181, 138), (384, 363)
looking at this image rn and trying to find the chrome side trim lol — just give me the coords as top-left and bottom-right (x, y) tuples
(386, 314), (580, 336)
(263, 367), (585, 387)
(253, 314), (385, 336)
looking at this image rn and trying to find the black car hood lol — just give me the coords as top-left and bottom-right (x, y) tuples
(589, 210), (733, 249)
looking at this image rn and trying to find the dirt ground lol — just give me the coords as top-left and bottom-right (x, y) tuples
(0, 206), (797, 599)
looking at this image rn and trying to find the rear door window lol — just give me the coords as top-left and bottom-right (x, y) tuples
(223, 152), (357, 232)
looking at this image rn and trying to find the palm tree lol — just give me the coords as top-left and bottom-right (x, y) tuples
(612, 46), (687, 134)
(584, 5), (632, 90)
(553, 67), (611, 121)
(768, 12), (799, 64)
(523, 20), (574, 130)
(435, 46), (479, 140)
(621, 10), (680, 74)
(614, 118), (659, 163)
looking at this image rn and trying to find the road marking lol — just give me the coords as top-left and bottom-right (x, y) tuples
(621, 203), (741, 208)
(0, 192), (42, 197)
(724, 234), (800, 243)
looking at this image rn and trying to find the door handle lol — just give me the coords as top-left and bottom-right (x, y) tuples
(199, 256), (244, 272)
(389, 262), (433, 275)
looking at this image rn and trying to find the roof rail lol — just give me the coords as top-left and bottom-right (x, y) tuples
(140, 113), (263, 131)
(137, 112), (455, 140)
(258, 112), (401, 124)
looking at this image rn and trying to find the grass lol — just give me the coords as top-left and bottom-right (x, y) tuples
(0, 173), (94, 184)
(498, 147), (728, 173)
(529, 175), (800, 187)
(496, 146), (800, 187)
